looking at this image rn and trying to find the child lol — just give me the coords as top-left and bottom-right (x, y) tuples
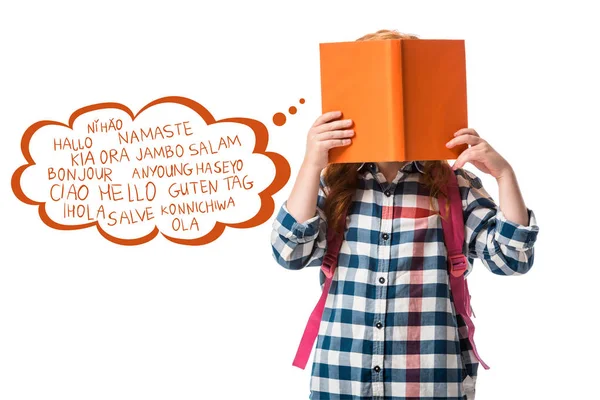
(270, 29), (539, 400)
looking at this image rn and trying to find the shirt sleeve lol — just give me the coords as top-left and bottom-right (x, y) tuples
(270, 175), (328, 270)
(456, 168), (540, 276)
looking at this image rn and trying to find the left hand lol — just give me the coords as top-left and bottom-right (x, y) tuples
(445, 128), (512, 179)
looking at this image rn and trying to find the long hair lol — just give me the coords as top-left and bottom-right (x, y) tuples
(323, 29), (453, 234)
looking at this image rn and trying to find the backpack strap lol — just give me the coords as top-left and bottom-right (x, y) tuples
(292, 208), (348, 369)
(438, 168), (490, 370)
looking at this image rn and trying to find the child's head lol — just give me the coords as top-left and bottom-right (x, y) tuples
(323, 29), (453, 232)
(355, 29), (419, 42)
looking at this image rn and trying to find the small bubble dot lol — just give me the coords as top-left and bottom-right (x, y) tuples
(273, 112), (286, 126)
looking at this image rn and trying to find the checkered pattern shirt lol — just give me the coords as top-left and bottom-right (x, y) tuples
(270, 161), (539, 400)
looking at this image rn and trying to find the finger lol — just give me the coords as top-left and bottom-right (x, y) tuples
(451, 147), (470, 169)
(316, 129), (354, 141)
(324, 138), (352, 149)
(313, 111), (343, 127)
(446, 133), (483, 148)
(452, 147), (480, 170)
(452, 128), (480, 137)
(314, 119), (353, 134)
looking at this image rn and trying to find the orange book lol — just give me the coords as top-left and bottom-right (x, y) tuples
(319, 39), (469, 163)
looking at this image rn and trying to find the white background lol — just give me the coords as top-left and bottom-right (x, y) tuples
(1, 1), (598, 399)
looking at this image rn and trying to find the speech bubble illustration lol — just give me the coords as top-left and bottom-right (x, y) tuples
(11, 96), (291, 245)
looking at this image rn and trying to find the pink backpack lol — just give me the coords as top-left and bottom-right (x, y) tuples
(292, 167), (490, 371)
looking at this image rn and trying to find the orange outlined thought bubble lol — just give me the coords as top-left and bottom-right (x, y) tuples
(11, 96), (290, 245)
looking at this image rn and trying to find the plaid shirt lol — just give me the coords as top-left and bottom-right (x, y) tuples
(270, 161), (539, 400)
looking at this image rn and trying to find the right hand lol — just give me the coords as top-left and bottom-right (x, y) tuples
(303, 111), (354, 171)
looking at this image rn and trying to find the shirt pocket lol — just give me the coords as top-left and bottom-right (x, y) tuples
(342, 212), (374, 272)
(396, 211), (445, 274)
(395, 206), (442, 240)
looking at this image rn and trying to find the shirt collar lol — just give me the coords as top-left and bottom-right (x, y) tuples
(357, 160), (425, 175)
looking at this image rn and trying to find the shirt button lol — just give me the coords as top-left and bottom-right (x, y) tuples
(382, 233), (389, 240)
(376, 322), (383, 329)
(379, 277), (385, 284)
(374, 365), (381, 372)
(369, 163), (374, 168)
(384, 190), (391, 196)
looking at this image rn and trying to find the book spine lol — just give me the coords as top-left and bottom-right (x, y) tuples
(388, 40), (405, 161)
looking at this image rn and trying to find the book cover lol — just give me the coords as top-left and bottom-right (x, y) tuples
(319, 38), (469, 164)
